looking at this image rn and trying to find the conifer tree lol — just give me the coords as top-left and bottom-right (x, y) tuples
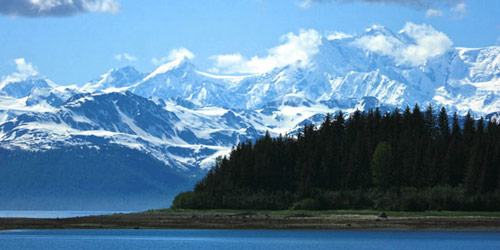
(371, 141), (395, 189)
(425, 104), (437, 138)
(444, 113), (464, 186)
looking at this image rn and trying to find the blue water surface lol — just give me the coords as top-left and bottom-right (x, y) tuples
(0, 229), (499, 250)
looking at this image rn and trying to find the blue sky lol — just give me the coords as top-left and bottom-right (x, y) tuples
(0, 0), (499, 85)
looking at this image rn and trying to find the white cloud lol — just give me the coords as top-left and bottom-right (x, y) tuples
(167, 47), (195, 61)
(209, 29), (322, 74)
(326, 31), (353, 40)
(451, 2), (467, 18)
(0, 0), (120, 17)
(352, 22), (453, 66)
(81, 0), (119, 13)
(14, 58), (38, 77)
(400, 23), (453, 65)
(208, 53), (245, 74)
(114, 53), (137, 62)
(299, 0), (315, 8)
(299, 0), (464, 9)
(352, 34), (402, 55)
(152, 47), (195, 66)
(425, 8), (443, 18)
(1, 58), (39, 84)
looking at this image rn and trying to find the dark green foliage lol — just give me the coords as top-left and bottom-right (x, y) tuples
(292, 198), (321, 210)
(171, 191), (197, 209)
(173, 106), (500, 211)
(371, 142), (395, 189)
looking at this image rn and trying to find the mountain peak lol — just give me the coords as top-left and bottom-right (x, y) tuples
(82, 65), (144, 92)
(365, 25), (388, 32)
(362, 25), (399, 39)
(145, 57), (195, 80)
(110, 65), (140, 74)
(0, 75), (55, 99)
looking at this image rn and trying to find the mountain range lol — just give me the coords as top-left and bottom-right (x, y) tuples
(1, 25), (499, 210)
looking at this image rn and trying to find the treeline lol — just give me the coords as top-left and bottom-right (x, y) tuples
(172, 105), (500, 211)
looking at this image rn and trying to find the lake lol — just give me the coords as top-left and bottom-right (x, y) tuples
(0, 229), (499, 250)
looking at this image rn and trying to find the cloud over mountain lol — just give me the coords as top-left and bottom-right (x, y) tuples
(209, 29), (321, 74)
(352, 23), (452, 66)
(0, 0), (120, 17)
(152, 47), (195, 66)
(209, 23), (451, 74)
(14, 58), (38, 76)
(114, 53), (137, 62)
(1, 58), (39, 83)
(300, 0), (464, 9)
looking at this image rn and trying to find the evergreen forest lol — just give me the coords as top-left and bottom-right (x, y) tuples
(172, 105), (500, 211)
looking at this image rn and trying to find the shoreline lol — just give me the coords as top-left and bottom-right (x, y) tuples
(1, 210), (500, 231)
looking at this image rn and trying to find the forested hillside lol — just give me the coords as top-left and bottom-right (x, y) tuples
(172, 105), (500, 211)
(0, 145), (197, 210)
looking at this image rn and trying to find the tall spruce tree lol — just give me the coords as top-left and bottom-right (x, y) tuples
(371, 141), (395, 189)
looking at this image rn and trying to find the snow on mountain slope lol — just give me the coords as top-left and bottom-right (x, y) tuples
(1, 24), (500, 176)
(0, 91), (265, 171)
(235, 25), (498, 115)
(129, 57), (251, 108)
(434, 46), (500, 115)
(0, 58), (56, 99)
(0, 78), (55, 99)
(0, 68), (56, 99)
(97, 26), (498, 116)
(0, 83), (80, 125)
(0, 88), (346, 171)
(81, 66), (145, 92)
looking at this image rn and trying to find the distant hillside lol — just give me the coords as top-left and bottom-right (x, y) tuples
(0, 145), (200, 210)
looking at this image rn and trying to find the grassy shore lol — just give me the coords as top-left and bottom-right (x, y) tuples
(1, 209), (500, 231)
(147, 209), (500, 218)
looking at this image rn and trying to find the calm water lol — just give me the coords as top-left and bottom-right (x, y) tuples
(0, 229), (499, 250)
(0, 211), (134, 218)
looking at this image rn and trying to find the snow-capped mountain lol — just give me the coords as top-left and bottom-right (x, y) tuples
(0, 74), (55, 99)
(1, 24), (499, 209)
(129, 57), (250, 108)
(77, 26), (499, 116)
(81, 66), (145, 92)
(0, 91), (264, 171)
